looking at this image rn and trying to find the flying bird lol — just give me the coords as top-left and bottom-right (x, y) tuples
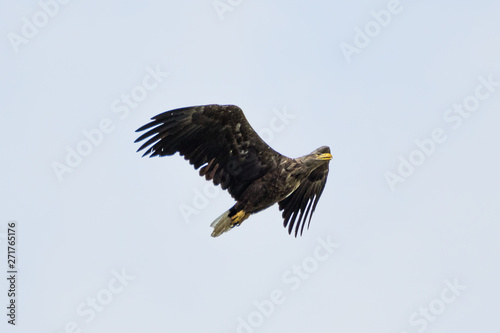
(135, 104), (332, 237)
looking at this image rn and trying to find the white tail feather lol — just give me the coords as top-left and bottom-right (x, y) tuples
(210, 210), (232, 237)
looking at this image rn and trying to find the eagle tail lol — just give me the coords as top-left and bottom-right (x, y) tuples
(210, 209), (250, 237)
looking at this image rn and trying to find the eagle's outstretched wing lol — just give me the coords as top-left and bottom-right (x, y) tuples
(135, 104), (280, 201)
(278, 163), (329, 237)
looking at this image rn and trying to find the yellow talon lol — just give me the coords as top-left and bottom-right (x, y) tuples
(230, 210), (250, 227)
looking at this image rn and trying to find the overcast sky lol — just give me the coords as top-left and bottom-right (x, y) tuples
(1, 1), (500, 332)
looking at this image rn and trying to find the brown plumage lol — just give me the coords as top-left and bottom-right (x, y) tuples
(135, 104), (332, 237)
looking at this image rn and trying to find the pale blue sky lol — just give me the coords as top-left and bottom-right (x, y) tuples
(1, 1), (499, 332)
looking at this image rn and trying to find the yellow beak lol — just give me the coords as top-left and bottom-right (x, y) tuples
(317, 153), (333, 160)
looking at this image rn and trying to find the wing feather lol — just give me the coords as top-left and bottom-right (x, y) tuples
(135, 104), (280, 201)
(278, 163), (329, 237)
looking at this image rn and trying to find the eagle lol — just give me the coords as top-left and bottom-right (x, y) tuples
(135, 104), (332, 237)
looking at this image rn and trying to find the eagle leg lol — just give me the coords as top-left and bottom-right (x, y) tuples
(210, 209), (250, 237)
(230, 210), (251, 227)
